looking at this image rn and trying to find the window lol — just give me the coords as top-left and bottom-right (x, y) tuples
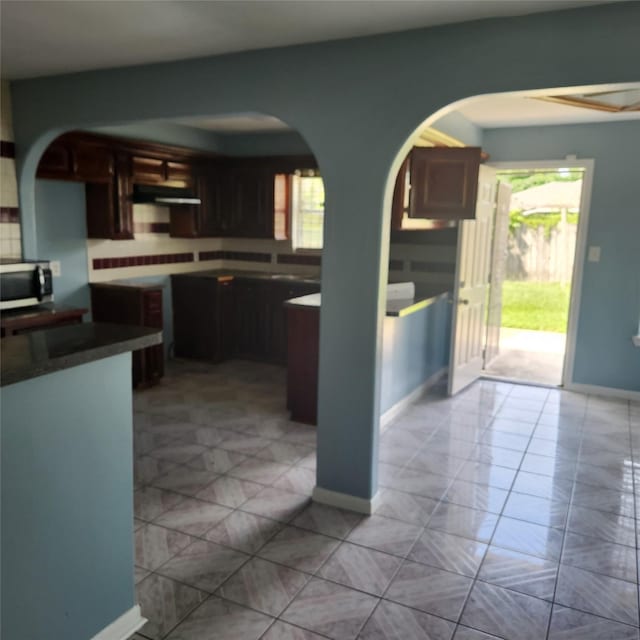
(291, 171), (325, 250)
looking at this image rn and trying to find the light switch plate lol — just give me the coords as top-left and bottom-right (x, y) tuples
(50, 260), (61, 277)
(587, 246), (601, 262)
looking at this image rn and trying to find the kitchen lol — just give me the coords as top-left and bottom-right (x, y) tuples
(7, 118), (463, 413)
(1, 115), (463, 640)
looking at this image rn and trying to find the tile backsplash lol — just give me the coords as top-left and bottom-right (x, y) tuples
(87, 207), (455, 296)
(0, 81), (22, 260)
(87, 204), (322, 282)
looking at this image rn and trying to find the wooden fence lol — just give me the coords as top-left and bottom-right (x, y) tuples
(506, 222), (577, 283)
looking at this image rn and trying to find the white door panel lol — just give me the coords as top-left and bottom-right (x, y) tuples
(485, 181), (512, 366)
(448, 164), (497, 396)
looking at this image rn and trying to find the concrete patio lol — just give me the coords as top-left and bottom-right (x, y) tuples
(484, 328), (566, 386)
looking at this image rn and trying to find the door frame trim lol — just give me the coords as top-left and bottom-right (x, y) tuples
(487, 158), (595, 388)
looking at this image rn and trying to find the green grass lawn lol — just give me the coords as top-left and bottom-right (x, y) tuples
(501, 281), (571, 333)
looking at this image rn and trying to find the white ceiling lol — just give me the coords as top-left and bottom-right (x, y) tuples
(0, 0), (613, 80)
(175, 114), (292, 133)
(456, 91), (640, 128)
(162, 87), (640, 133)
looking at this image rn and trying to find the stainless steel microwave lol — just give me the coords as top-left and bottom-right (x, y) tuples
(0, 260), (54, 310)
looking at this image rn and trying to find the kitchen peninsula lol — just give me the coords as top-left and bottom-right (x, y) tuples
(286, 290), (451, 425)
(1, 322), (161, 640)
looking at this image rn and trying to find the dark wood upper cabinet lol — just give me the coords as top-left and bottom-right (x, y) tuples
(131, 155), (166, 184)
(38, 142), (74, 178)
(166, 161), (193, 185)
(226, 167), (275, 238)
(38, 139), (114, 183)
(409, 147), (481, 220)
(74, 143), (115, 182)
(131, 156), (193, 187)
(85, 153), (134, 239)
(36, 132), (318, 240)
(391, 155), (411, 230)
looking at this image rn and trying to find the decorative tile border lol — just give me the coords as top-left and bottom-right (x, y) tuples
(0, 141), (16, 158)
(277, 253), (321, 266)
(93, 252), (194, 270)
(199, 250), (225, 261)
(133, 222), (171, 234)
(0, 207), (19, 223)
(224, 250), (271, 263)
(410, 260), (455, 274)
(199, 250), (272, 263)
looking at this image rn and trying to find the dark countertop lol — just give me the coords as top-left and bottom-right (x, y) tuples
(90, 280), (165, 290)
(1, 322), (162, 387)
(285, 291), (450, 317)
(1, 304), (88, 329)
(170, 269), (321, 286)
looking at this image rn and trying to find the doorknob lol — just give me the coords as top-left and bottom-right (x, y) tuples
(457, 299), (470, 305)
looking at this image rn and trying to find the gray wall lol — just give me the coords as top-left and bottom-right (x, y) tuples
(484, 120), (640, 391)
(380, 295), (451, 414)
(1, 354), (135, 640)
(35, 180), (91, 313)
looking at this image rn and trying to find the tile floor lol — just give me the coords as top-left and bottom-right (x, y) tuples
(131, 359), (640, 640)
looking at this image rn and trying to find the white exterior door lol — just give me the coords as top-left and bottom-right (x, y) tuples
(484, 181), (512, 367)
(448, 164), (497, 395)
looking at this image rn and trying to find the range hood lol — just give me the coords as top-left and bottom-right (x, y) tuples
(132, 184), (201, 206)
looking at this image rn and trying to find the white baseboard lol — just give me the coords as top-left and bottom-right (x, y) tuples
(312, 486), (381, 515)
(379, 367), (448, 433)
(90, 605), (146, 640)
(564, 382), (640, 402)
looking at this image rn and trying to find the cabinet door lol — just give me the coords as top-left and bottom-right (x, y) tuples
(37, 139), (114, 183)
(227, 168), (275, 238)
(200, 171), (230, 236)
(172, 276), (218, 361)
(74, 144), (114, 183)
(217, 279), (235, 361)
(85, 153), (133, 239)
(391, 155), (410, 230)
(233, 280), (268, 359)
(166, 161), (193, 187)
(409, 147), (481, 220)
(37, 142), (74, 179)
(114, 156), (135, 239)
(131, 156), (166, 184)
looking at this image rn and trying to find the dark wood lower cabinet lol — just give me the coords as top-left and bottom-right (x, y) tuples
(171, 274), (234, 362)
(233, 279), (271, 360)
(90, 283), (164, 388)
(286, 305), (320, 424)
(171, 274), (320, 366)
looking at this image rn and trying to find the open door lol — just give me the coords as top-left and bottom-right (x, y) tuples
(484, 181), (512, 367)
(448, 164), (497, 395)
